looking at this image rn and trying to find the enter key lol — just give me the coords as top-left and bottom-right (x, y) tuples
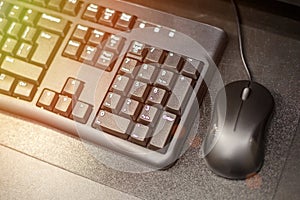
(31, 31), (60, 68)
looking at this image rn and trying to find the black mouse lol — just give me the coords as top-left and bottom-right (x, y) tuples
(203, 80), (274, 179)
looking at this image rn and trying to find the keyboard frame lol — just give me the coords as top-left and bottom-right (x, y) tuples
(0, 0), (227, 168)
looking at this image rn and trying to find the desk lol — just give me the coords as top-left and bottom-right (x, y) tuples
(0, 0), (299, 199)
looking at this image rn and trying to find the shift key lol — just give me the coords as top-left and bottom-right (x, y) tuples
(37, 13), (69, 37)
(31, 31), (60, 68)
(1, 56), (43, 85)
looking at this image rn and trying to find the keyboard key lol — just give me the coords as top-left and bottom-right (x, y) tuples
(110, 75), (131, 96)
(1, 56), (43, 84)
(13, 80), (37, 101)
(48, 0), (64, 11)
(95, 50), (116, 71)
(88, 29), (106, 46)
(99, 8), (118, 27)
(37, 13), (69, 37)
(31, 31), (60, 68)
(146, 87), (167, 107)
(62, 0), (81, 16)
(115, 13), (136, 31)
(7, 22), (23, 39)
(53, 95), (73, 117)
(127, 41), (147, 61)
(63, 40), (83, 60)
(79, 43), (95, 60)
(0, 73), (15, 95)
(82, 4), (101, 22)
(62, 78), (83, 98)
(129, 123), (151, 146)
(71, 101), (92, 124)
(166, 75), (192, 115)
(8, 5), (23, 21)
(128, 80), (149, 102)
(138, 105), (159, 126)
(104, 34), (124, 54)
(79, 45), (98, 64)
(36, 89), (58, 110)
(120, 98), (141, 120)
(144, 47), (165, 64)
(181, 58), (204, 79)
(33, 0), (48, 7)
(22, 9), (39, 26)
(148, 111), (178, 151)
(136, 64), (157, 84)
(0, 17), (8, 34)
(102, 92), (123, 112)
(119, 57), (138, 78)
(1, 38), (17, 55)
(154, 69), (176, 91)
(93, 110), (131, 139)
(16, 43), (33, 60)
(0, 1), (10, 17)
(163, 52), (183, 72)
(72, 24), (90, 43)
(21, 26), (37, 43)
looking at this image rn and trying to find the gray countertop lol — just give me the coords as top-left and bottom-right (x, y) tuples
(0, 0), (299, 199)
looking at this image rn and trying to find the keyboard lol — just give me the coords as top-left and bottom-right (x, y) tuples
(0, 0), (226, 168)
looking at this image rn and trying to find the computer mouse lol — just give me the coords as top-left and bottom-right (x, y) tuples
(202, 80), (274, 179)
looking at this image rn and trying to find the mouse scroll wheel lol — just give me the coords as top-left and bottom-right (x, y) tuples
(242, 87), (251, 101)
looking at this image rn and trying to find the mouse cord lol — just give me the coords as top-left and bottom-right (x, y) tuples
(231, 0), (253, 83)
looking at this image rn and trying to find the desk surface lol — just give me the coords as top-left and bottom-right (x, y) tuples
(0, 0), (299, 199)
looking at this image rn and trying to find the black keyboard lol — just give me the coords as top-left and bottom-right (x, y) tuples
(0, 0), (226, 168)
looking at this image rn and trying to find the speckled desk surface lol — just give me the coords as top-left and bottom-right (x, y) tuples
(0, 1), (299, 199)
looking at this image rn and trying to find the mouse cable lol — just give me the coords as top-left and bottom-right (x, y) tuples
(231, 0), (253, 82)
